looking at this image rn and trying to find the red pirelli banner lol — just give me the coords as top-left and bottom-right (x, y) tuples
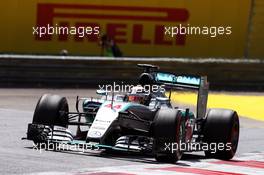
(0, 0), (251, 57)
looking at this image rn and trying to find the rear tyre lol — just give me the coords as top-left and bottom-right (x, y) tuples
(153, 109), (185, 163)
(203, 108), (239, 160)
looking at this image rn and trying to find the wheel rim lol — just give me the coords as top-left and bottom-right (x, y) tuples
(58, 99), (69, 126)
(175, 118), (185, 158)
(230, 115), (239, 154)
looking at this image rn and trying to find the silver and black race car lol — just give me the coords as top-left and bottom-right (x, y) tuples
(24, 64), (239, 163)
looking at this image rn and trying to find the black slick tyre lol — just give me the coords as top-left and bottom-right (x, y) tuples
(153, 109), (185, 163)
(203, 108), (239, 160)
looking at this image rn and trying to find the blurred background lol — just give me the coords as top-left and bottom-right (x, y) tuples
(0, 0), (263, 89)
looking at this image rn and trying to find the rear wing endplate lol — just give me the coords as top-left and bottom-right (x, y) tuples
(154, 72), (209, 119)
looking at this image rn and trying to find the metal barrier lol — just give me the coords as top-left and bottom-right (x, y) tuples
(0, 55), (264, 90)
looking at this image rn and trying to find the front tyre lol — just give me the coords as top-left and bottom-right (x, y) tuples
(33, 94), (69, 127)
(28, 94), (69, 144)
(203, 108), (239, 160)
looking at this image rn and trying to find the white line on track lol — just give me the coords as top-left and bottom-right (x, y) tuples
(28, 152), (264, 175)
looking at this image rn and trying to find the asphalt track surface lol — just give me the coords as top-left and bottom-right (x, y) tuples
(0, 89), (263, 175)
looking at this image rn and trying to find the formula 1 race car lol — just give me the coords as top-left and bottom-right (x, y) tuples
(24, 64), (239, 163)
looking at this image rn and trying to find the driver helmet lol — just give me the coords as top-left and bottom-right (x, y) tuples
(127, 86), (149, 104)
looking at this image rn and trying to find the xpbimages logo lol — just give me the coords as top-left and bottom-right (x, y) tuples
(32, 24), (100, 38)
(98, 82), (165, 95)
(164, 141), (232, 153)
(32, 141), (100, 153)
(164, 24), (232, 38)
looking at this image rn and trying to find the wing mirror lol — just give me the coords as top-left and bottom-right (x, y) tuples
(96, 89), (108, 96)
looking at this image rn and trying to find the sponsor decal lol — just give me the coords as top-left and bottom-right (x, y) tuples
(104, 104), (122, 109)
(95, 119), (111, 123)
(91, 131), (102, 137)
(36, 3), (189, 45)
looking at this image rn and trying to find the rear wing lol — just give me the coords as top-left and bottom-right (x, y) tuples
(155, 72), (201, 89)
(154, 72), (209, 119)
